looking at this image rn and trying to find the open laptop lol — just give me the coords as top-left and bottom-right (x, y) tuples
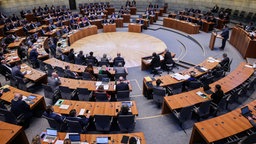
(102, 78), (110, 85)
(69, 133), (81, 144)
(43, 128), (57, 142)
(96, 137), (109, 144)
(241, 106), (252, 117)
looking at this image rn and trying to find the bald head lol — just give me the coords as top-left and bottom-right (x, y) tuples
(14, 93), (22, 100)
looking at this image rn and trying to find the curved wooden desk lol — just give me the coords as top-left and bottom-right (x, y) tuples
(59, 77), (132, 92)
(0, 85), (46, 110)
(162, 62), (254, 113)
(43, 58), (116, 75)
(53, 99), (138, 116)
(21, 64), (47, 83)
(143, 57), (219, 97)
(28, 37), (49, 60)
(42, 132), (145, 144)
(163, 17), (200, 34)
(7, 37), (26, 49)
(62, 25), (98, 46)
(229, 26), (256, 58)
(190, 100), (256, 144)
(0, 121), (29, 144)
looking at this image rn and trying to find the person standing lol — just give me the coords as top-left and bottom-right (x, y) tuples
(218, 25), (229, 50)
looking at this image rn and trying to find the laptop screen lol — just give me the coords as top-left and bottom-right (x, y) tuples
(241, 106), (250, 114)
(102, 78), (110, 84)
(96, 137), (108, 144)
(122, 101), (132, 108)
(69, 134), (80, 141)
(46, 128), (57, 136)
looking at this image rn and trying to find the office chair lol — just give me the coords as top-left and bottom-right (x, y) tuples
(116, 90), (130, 101)
(81, 72), (93, 80)
(77, 88), (92, 101)
(95, 92), (109, 102)
(173, 105), (193, 128)
(152, 66), (162, 77)
(94, 115), (113, 132)
(59, 86), (76, 100)
(55, 66), (66, 77)
(0, 108), (25, 126)
(193, 100), (212, 121)
(117, 115), (136, 132)
(15, 76), (35, 92)
(66, 119), (87, 133)
(42, 115), (65, 131)
(38, 59), (46, 72)
(152, 87), (166, 107)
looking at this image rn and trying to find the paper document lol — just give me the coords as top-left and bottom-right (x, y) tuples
(79, 109), (85, 115)
(59, 104), (69, 109)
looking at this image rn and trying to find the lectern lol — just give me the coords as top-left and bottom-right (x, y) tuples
(209, 32), (217, 50)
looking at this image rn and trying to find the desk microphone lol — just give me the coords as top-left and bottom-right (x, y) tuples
(87, 102), (92, 108)
(0, 128), (14, 133)
(110, 102), (114, 108)
(129, 133), (142, 143)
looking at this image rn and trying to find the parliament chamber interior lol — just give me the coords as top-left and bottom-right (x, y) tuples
(0, 0), (256, 143)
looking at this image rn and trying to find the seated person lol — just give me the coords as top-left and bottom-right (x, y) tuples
(12, 61), (26, 78)
(116, 76), (129, 91)
(218, 53), (230, 71)
(113, 53), (125, 66)
(43, 105), (65, 123)
(47, 72), (61, 91)
(211, 84), (224, 105)
(100, 53), (109, 65)
(77, 50), (86, 64)
(66, 109), (90, 129)
(65, 65), (79, 79)
(99, 65), (112, 79)
(247, 115), (256, 128)
(101, 18), (108, 24)
(114, 62), (128, 75)
(150, 52), (161, 73)
(86, 51), (98, 66)
(84, 64), (96, 80)
(118, 104), (132, 116)
(163, 49), (175, 70)
(182, 71), (198, 91)
(29, 47), (39, 68)
(11, 93), (32, 127)
(93, 85), (111, 101)
(68, 48), (75, 63)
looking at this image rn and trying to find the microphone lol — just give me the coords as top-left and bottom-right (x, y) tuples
(0, 128), (14, 133)
(87, 102), (92, 108)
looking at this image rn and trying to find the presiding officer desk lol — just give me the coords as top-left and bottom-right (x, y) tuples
(143, 57), (220, 97)
(190, 100), (256, 144)
(44, 58), (119, 76)
(62, 25), (98, 46)
(163, 17), (200, 34)
(53, 99), (138, 116)
(0, 121), (29, 144)
(229, 26), (256, 58)
(59, 77), (132, 92)
(162, 62), (254, 114)
(41, 132), (145, 144)
(0, 85), (46, 111)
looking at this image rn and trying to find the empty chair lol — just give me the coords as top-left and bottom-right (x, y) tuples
(42, 115), (64, 131)
(117, 115), (136, 132)
(0, 108), (25, 125)
(239, 11), (246, 19)
(116, 90), (130, 101)
(186, 80), (202, 91)
(59, 86), (76, 100)
(15, 76), (35, 92)
(240, 132), (256, 144)
(66, 119), (87, 133)
(166, 63), (175, 74)
(167, 82), (183, 95)
(173, 105), (193, 128)
(10, 76), (18, 87)
(193, 100), (212, 121)
(232, 10), (239, 19)
(95, 92), (109, 102)
(94, 115), (113, 132)
(245, 12), (253, 22)
(152, 87), (166, 106)
(46, 64), (54, 76)
(77, 88), (91, 101)
(152, 66), (162, 77)
(38, 60), (46, 72)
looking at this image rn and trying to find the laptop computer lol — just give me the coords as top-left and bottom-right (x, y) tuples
(102, 78), (110, 85)
(96, 137), (109, 144)
(43, 128), (57, 142)
(241, 106), (252, 117)
(69, 134), (80, 144)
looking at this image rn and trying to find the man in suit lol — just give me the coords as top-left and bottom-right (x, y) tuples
(218, 53), (230, 71)
(47, 72), (61, 91)
(101, 18), (108, 24)
(66, 109), (90, 129)
(68, 48), (75, 63)
(87, 51), (98, 66)
(29, 47), (39, 68)
(116, 76), (129, 91)
(211, 84), (224, 105)
(43, 105), (65, 123)
(11, 93), (32, 127)
(150, 52), (161, 72)
(113, 53), (125, 66)
(218, 25), (229, 50)
(12, 62), (26, 78)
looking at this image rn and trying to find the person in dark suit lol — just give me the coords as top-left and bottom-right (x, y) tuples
(113, 53), (125, 66)
(86, 51), (98, 66)
(218, 53), (230, 71)
(68, 48), (75, 63)
(116, 76), (129, 91)
(99, 65), (112, 78)
(29, 47), (39, 68)
(47, 72), (61, 91)
(131, 0), (136, 7)
(11, 93), (32, 127)
(66, 109), (90, 128)
(101, 18), (108, 24)
(150, 52), (161, 72)
(118, 104), (132, 116)
(65, 65), (79, 79)
(219, 25), (229, 50)
(77, 50), (86, 64)
(211, 84), (224, 105)
(163, 49), (174, 70)
(12, 62), (26, 78)
(43, 105), (65, 123)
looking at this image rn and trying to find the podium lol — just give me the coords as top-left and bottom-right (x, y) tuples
(209, 32), (217, 50)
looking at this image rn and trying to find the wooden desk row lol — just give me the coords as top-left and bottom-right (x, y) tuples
(21, 64), (47, 83)
(103, 23), (116, 32)
(229, 26), (256, 58)
(42, 132), (146, 144)
(190, 100), (256, 144)
(62, 25), (97, 45)
(0, 85), (46, 110)
(58, 77), (132, 92)
(162, 62), (254, 113)
(163, 17), (200, 34)
(0, 121), (29, 144)
(53, 99), (138, 116)
(44, 58), (116, 75)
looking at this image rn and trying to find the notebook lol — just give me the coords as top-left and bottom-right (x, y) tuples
(43, 128), (57, 142)
(69, 134), (80, 144)
(241, 106), (252, 117)
(96, 137), (109, 144)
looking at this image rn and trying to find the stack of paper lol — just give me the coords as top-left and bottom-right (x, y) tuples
(171, 73), (190, 81)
